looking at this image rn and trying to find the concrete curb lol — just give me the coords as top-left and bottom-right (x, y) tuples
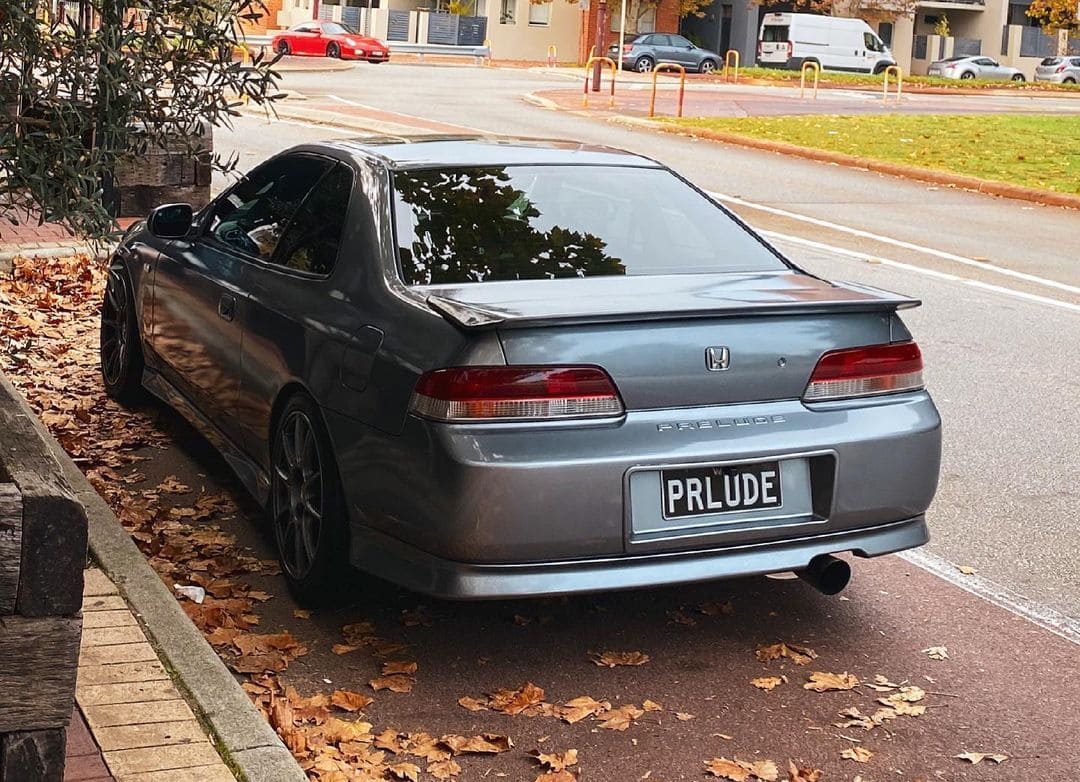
(616, 116), (1080, 211)
(0, 372), (305, 782)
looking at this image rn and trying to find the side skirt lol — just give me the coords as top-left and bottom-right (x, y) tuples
(142, 368), (271, 506)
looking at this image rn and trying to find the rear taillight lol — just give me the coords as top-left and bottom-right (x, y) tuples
(410, 366), (624, 422)
(757, 41), (763, 56)
(1057, 63), (1068, 73)
(623, 44), (633, 53)
(803, 342), (924, 402)
(786, 41), (793, 58)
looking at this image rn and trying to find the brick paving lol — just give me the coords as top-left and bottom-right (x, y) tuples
(75, 569), (236, 782)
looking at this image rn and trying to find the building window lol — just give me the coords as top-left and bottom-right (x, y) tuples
(500, 0), (515, 23)
(528, 0), (550, 26)
(638, 7), (655, 32)
(878, 21), (893, 46)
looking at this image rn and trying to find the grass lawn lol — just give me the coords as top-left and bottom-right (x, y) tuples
(666, 114), (1080, 195)
(728, 66), (1080, 92)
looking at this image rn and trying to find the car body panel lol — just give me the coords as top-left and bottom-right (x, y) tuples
(113, 135), (942, 599)
(928, 55), (1024, 81)
(1034, 56), (1080, 83)
(271, 21), (390, 61)
(757, 12), (894, 74)
(608, 33), (720, 72)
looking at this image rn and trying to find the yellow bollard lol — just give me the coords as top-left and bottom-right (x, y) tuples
(723, 49), (740, 83)
(649, 63), (686, 118)
(800, 60), (820, 99)
(883, 64), (902, 102)
(583, 56), (617, 108)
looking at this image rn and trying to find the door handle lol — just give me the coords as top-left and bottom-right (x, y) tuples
(218, 294), (236, 321)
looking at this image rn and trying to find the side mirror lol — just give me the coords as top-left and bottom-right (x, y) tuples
(148, 203), (193, 239)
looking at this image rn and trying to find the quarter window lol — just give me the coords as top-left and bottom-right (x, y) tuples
(205, 156), (332, 261)
(271, 164), (353, 276)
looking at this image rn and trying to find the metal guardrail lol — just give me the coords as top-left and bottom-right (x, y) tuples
(387, 41), (491, 58)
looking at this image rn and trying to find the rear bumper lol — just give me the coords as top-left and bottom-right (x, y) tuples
(348, 515), (929, 599)
(328, 391), (941, 569)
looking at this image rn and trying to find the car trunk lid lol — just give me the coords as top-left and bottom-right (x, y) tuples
(422, 272), (917, 409)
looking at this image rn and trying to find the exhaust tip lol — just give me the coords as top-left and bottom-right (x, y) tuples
(797, 554), (851, 596)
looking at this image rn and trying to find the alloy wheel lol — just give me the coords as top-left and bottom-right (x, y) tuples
(272, 411), (324, 580)
(327, 43), (340, 59)
(636, 57), (654, 73)
(100, 269), (130, 387)
(700, 60), (717, 74)
(277, 40), (289, 55)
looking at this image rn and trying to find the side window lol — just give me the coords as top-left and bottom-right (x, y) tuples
(975, 58), (995, 66)
(652, 35), (672, 47)
(670, 35), (693, 48)
(272, 164), (354, 276)
(863, 32), (878, 51)
(205, 156), (332, 261)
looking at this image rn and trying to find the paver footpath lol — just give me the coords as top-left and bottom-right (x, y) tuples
(74, 568), (235, 782)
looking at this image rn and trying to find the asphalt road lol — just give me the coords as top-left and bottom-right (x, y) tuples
(216, 63), (1080, 620)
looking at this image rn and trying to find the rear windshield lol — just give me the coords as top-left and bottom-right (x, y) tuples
(761, 25), (789, 42)
(391, 165), (787, 285)
(1040, 57), (1063, 66)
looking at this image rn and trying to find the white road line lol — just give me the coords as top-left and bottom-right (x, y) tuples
(900, 549), (1080, 646)
(710, 191), (1080, 297)
(762, 229), (1080, 314)
(260, 117), (353, 134)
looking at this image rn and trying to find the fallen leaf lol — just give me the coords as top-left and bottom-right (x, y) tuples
(331, 643), (360, 655)
(439, 733), (513, 754)
(956, 752), (1009, 765)
(804, 671), (859, 692)
(755, 643), (817, 665)
(841, 746), (873, 763)
(535, 772), (576, 782)
(458, 695), (488, 711)
(751, 676), (785, 692)
(787, 761), (823, 782)
(369, 675), (413, 693)
(428, 759), (461, 779)
(923, 645), (949, 660)
(676, 712), (695, 721)
(589, 650), (650, 667)
(642, 699), (663, 712)
(489, 682), (546, 715)
(558, 696), (611, 724)
(597, 703), (644, 731)
(330, 689), (373, 712)
(529, 748), (579, 772)
(382, 660), (418, 676)
(698, 600), (734, 616)
(704, 757), (778, 781)
(292, 609), (310, 620)
(957, 565), (977, 575)
(388, 761), (420, 781)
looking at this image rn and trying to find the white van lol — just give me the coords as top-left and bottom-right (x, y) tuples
(758, 13), (895, 74)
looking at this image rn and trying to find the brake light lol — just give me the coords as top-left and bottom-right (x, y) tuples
(786, 41), (792, 58)
(1057, 63), (1068, 73)
(623, 44), (633, 53)
(757, 41), (763, 56)
(803, 342), (924, 402)
(410, 366), (624, 422)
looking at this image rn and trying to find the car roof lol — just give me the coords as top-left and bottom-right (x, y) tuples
(325, 135), (664, 170)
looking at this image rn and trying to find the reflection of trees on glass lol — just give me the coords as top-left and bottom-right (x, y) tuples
(395, 168), (625, 285)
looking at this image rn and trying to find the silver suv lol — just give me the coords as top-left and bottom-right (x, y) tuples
(607, 33), (721, 74)
(1034, 56), (1080, 84)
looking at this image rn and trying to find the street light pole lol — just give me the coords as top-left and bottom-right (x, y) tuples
(591, 0), (607, 91)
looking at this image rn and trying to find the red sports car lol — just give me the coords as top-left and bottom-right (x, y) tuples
(272, 21), (390, 63)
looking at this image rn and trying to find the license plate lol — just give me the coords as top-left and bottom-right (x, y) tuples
(661, 461), (782, 519)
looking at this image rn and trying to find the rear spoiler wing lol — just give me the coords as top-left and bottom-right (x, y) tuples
(427, 281), (920, 331)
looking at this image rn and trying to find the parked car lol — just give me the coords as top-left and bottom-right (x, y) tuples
(757, 12), (895, 74)
(927, 55), (1025, 81)
(608, 33), (721, 73)
(100, 136), (941, 604)
(271, 21), (389, 62)
(1034, 56), (1080, 84)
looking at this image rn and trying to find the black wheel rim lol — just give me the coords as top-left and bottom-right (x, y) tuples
(272, 411), (324, 580)
(329, 44), (339, 58)
(100, 269), (130, 387)
(278, 41), (288, 54)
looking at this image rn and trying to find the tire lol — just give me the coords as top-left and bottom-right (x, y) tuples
(960, 71), (975, 80)
(269, 393), (350, 606)
(1064, 77), (1076, 84)
(326, 42), (341, 59)
(635, 55), (655, 73)
(1011, 73), (1025, 82)
(873, 62), (890, 75)
(699, 58), (717, 75)
(276, 40), (290, 55)
(99, 263), (144, 405)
